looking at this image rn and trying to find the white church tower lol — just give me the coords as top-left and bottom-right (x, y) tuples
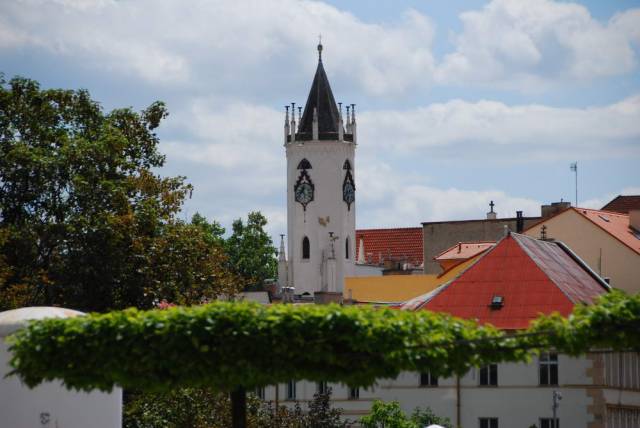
(282, 42), (357, 299)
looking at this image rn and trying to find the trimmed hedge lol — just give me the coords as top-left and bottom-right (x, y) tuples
(7, 291), (639, 393)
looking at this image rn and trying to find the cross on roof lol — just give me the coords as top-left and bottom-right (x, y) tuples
(489, 200), (495, 213)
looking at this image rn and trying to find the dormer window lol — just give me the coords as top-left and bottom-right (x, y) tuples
(490, 295), (504, 309)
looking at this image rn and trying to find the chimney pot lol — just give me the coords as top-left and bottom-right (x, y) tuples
(516, 211), (524, 233)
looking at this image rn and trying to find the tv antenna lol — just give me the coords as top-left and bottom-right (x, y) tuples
(570, 162), (578, 207)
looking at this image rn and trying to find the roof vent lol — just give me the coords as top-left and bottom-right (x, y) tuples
(598, 214), (610, 222)
(490, 295), (504, 309)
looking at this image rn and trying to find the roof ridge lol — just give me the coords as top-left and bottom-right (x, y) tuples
(576, 207), (629, 217)
(357, 227), (423, 232)
(509, 234), (581, 305)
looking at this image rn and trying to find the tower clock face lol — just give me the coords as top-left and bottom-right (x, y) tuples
(295, 182), (313, 205)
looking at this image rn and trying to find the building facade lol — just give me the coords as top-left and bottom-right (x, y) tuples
(524, 208), (640, 294)
(264, 352), (640, 427)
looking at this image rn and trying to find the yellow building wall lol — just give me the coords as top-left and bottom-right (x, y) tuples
(525, 209), (640, 294)
(344, 257), (478, 303)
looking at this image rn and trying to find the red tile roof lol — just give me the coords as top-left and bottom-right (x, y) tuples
(601, 195), (640, 214)
(355, 228), (423, 266)
(403, 233), (608, 330)
(434, 241), (495, 261)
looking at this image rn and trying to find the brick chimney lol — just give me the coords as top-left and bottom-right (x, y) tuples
(541, 201), (571, 218)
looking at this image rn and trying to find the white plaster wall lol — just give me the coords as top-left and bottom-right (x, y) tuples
(0, 339), (122, 428)
(265, 355), (596, 427)
(286, 140), (356, 295)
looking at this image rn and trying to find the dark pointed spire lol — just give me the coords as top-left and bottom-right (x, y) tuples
(296, 43), (350, 141)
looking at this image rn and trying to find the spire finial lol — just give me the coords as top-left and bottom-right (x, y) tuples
(317, 34), (323, 62)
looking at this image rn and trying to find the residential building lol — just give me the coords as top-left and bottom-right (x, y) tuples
(601, 195), (640, 214)
(354, 227), (423, 276)
(266, 234), (640, 427)
(343, 255), (479, 304)
(524, 207), (640, 294)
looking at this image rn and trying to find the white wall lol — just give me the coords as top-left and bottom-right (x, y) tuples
(264, 354), (597, 427)
(0, 340), (122, 428)
(0, 308), (122, 428)
(287, 140), (356, 295)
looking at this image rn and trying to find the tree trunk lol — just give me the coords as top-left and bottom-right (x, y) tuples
(231, 386), (247, 428)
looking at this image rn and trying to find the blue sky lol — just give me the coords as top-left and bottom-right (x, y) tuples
(2, 0), (639, 237)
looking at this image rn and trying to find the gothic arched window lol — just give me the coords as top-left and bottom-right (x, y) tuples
(302, 236), (310, 259)
(345, 236), (350, 259)
(343, 159), (351, 170)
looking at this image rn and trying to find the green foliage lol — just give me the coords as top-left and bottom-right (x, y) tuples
(124, 388), (233, 428)
(410, 407), (452, 428)
(124, 387), (350, 428)
(8, 292), (640, 394)
(0, 76), (240, 311)
(225, 211), (277, 290)
(360, 401), (414, 428)
(191, 213), (226, 248)
(526, 289), (640, 355)
(303, 388), (352, 428)
(360, 401), (451, 428)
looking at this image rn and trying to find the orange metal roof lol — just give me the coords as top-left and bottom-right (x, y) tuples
(575, 208), (640, 255)
(403, 233), (609, 330)
(601, 195), (640, 214)
(344, 256), (479, 304)
(434, 241), (495, 261)
(524, 207), (640, 256)
(355, 227), (423, 266)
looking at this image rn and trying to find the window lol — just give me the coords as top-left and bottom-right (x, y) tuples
(420, 372), (438, 387)
(317, 381), (327, 395)
(540, 418), (559, 428)
(254, 386), (265, 400)
(539, 352), (558, 385)
(479, 364), (498, 386)
(479, 417), (498, 428)
(302, 237), (310, 259)
(286, 380), (296, 400)
(345, 236), (350, 259)
(349, 386), (359, 400)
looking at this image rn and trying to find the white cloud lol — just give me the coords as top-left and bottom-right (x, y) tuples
(355, 160), (541, 228)
(0, 0), (435, 95)
(160, 93), (638, 233)
(359, 95), (640, 160)
(436, 0), (640, 88)
(581, 187), (640, 210)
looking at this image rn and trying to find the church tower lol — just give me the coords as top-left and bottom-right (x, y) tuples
(283, 42), (357, 297)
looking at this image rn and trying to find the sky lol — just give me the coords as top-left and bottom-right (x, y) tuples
(2, 0), (640, 238)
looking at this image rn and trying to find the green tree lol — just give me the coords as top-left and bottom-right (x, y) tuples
(0, 75), (240, 311)
(124, 387), (351, 428)
(360, 401), (414, 428)
(360, 401), (451, 428)
(191, 213), (226, 247)
(409, 407), (452, 428)
(225, 211), (277, 290)
(298, 388), (351, 428)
